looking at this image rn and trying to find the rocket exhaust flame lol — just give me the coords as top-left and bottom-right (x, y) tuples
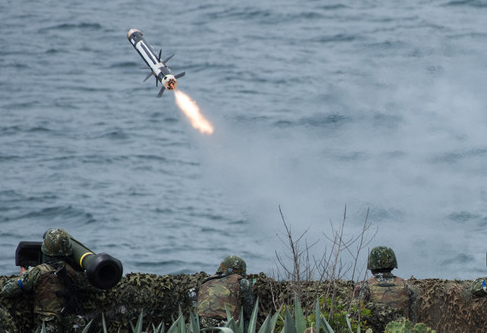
(174, 90), (214, 135)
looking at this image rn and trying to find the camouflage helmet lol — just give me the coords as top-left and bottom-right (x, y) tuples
(216, 255), (246, 276)
(367, 246), (398, 271)
(41, 228), (73, 256)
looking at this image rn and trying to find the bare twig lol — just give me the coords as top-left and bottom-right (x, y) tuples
(273, 204), (377, 320)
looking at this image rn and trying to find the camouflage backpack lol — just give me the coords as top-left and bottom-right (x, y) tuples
(197, 274), (242, 320)
(368, 275), (409, 317)
(33, 263), (80, 317)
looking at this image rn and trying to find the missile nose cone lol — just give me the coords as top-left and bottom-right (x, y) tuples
(127, 28), (141, 40)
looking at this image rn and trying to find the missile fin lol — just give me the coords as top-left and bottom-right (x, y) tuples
(158, 49), (162, 62)
(157, 86), (165, 98)
(143, 72), (153, 82)
(162, 54), (175, 64)
(175, 72), (186, 79)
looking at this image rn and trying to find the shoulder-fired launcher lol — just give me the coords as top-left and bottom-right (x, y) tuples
(15, 235), (123, 290)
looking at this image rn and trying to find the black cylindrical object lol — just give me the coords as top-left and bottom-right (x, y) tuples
(70, 238), (123, 290)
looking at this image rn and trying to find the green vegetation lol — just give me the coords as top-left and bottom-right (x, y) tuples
(384, 319), (436, 333)
(31, 296), (437, 333)
(305, 297), (370, 333)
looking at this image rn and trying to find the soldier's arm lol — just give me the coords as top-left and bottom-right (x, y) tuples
(354, 281), (370, 302)
(1, 266), (42, 297)
(405, 281), (414, 298)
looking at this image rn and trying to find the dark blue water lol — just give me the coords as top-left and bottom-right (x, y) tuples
(1, 0), (487, 280)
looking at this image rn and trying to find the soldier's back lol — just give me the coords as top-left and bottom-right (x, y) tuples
(368, 273), (410, 317)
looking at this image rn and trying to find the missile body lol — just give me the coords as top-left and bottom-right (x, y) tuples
(127, 29), (185, 97)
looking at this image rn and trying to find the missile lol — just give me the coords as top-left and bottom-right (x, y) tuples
(127, 28), (185, 97)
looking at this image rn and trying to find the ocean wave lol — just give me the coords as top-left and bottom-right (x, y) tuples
(3, 205), (96, 224)
(432, 147), (487, 164)
(442, 0), (487, 7)
(39, 22), (103, 32)
(446, 210), (479, 223)
(298, 113), (350, 128)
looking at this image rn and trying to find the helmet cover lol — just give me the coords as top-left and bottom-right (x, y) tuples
(367, 246), (398, 271)
(216, 255), (247, 276)
(41, 228), (73, 257)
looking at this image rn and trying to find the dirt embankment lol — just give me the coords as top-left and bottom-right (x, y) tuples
(1, 273), (486, 333)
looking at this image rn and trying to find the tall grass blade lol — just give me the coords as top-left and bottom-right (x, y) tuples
(225, 305), (233, 322)
(168, 316), (182, 333)
(319, 314), (335, 333)
(284, 307), (297, 333)
(101, 312), (108, 333)
(294, 295), (306, 333)
(179, 307), (187, 333)
(225, 317), (238, 333)
(224, 304), (240, 333)
(237, 307), (244, 333)
(270, 310), (280, 333)
(257, 314), (271, 333)
(156, 323), (163, 333)
(189, 311), (199, 333)
(345, 314), (353, 333)
(153, 321), (164, 333)
(248, 298), (260, 333)
(81, 319), (93, 333)
(315, 299), (320, 333)
(133, 310), (144, 333)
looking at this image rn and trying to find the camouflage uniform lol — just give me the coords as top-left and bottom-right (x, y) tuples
(0, 304), (18, 333)
(1, 260), (92, 333)
(195, 256), (255, 330)
(1, 228), (94, 333)
(354, 246), (412, 318)
(355, 272), (411, 317)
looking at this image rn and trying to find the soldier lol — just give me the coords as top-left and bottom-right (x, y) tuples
(470, 277), (487, 297)
(470, 255), (487, 297)
(195, 255), (254, 330)
(1, 228), (96, 333)
(354, 246), (412, 318)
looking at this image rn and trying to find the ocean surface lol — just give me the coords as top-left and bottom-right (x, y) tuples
(1, 0), (487, 280)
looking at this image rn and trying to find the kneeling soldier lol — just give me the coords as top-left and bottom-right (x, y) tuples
(1, 228), (96, 333)
(354, 246), (412, 318)
(196, 255), (254, 330)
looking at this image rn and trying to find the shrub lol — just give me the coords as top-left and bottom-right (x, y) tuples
(384, 318), (436, 333)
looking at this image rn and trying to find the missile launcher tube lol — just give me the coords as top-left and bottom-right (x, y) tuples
(70, 237), (123, 290)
